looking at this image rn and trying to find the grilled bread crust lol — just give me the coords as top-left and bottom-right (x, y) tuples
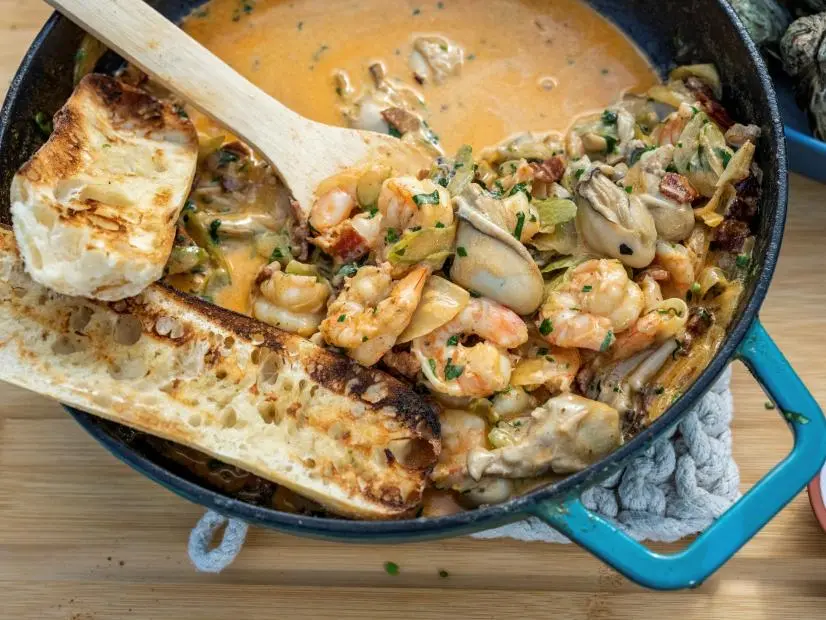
(10, 74), (198, 301)
(0, 228), (440, 518)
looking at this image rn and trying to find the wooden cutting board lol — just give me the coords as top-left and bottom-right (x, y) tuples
(1, 2), (825, 618)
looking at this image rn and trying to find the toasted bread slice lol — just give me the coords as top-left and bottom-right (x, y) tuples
(10, 74), (198, 301)
(0, 228), (440, 518)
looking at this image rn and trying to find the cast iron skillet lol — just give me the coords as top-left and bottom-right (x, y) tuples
(2, 0), (825, 590)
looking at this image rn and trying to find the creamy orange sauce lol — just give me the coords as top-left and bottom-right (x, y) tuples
(183, 0), (658, 152)
(215, 244), (268, 312)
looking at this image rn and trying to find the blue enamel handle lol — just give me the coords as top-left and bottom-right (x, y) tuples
(530, 319), (826, 590)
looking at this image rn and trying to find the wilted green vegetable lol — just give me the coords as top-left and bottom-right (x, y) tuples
(166, 246), (209, 276)
(533, 198), (577, 232)
(673, 112), (733, 197)
(387, 224), (456, 267)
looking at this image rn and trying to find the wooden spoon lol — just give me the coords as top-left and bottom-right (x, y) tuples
(45, 0), (421, 212)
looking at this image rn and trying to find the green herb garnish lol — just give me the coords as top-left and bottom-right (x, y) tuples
(582, 285), (593, 292)
(444, 360), (464, 380)
(438, 569), (449, 578)
(412, 190), (441, 206)
(447, 335), (459, 347)
(33, 111), (53, 137)
(604, 135), (618, 153)
(513, 211), (525, 240)
(715, 147), (732, 168)
(435, 221), (445, 229)
(601, 110), (618, 125)
(337, 314), (347, 323)
(539, 319), (553, 336)
(384, 561), (400, 575)
(428, 358), (437, 374)
(456, 246), (468, 257)
(600, 330), (615, 352)
(385, 228), (399, 243)
(507, 182), (531, 198)
(337, 263), (358, 278)
(208, 219), (222, 244)
(735, 254), (750, 269)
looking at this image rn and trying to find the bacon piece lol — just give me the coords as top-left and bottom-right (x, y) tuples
(381, 107), (421, 135)
(530, 156), (566, 184)
(659, 172), (699, 204)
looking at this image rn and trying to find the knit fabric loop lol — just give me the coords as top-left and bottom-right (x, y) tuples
(188, 510), (249, 573)
(188, 366), (739, 568)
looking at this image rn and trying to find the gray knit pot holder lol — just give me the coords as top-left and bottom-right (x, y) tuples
(188, 366), (738, 572)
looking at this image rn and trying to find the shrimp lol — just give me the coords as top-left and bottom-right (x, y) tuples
(611, 297), (689, 361)
(251, 262), (331, 337)
(412, 297), (529, 398)
(309, 188), (357, 232)
(654, 240), (696, 298)
(538, 259), (644, 351)
(377, 176), (454, 233)
(637, 273), (664, 313)
(320, 263), (429, 366)
(653, 103), (695, 146)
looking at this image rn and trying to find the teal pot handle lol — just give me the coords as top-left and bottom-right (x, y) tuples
(530, 319), (826, 590)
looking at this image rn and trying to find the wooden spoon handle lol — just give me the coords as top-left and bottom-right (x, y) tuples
(44, 0), (302, 161)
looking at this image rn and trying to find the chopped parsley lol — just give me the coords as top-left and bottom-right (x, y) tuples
(654, 386), (665, 395)
(337, 263), (358, 278)
(600, 330), (615, 352)
(456, 246), (468, 257)
(270, 247), (283, 260)
(507, 182), (531, 198)
(428, 358), (437, 374)
(412, 7), (421, 15)
(601, 110), (618, 125)
(604, 135), (618, 154)
(513, 211), (526, 240)
(438, 569), (449, 578)
(735, 254), (750, 269)
(574, 168), (586, 180)
(297, 20), (304, 30)
(435, 221), (445, 229)
(208, 219), (222, 244)
(384, 561), (400, 575)
(388, 126), (403, 139)
(715, 147), (732, 168)
(467, 53), (476, 61)
(173, 104), (189, 119)
(468, 290), (481, 298)
(33, 111), (53, 137)
(362, 336), (369, 342)
(539, 319), (553, 336)
(446, 335), (459, 346)
(183, 200), (196, 212)
(412, 190), (441, 206)
(444, 360), (464, 381)
(385, 228), (399, 244)
(582, 285), (593, 292)
(366, 205), (379, 219)
(311, 44), (329, 62)
(337, 314), (347, 323)
(536, 347), (549, 356)
(666, 163), (678, 173)
(625, 186), (633, 194)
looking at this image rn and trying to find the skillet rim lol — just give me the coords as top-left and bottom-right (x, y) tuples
(3, 2), (786, 538)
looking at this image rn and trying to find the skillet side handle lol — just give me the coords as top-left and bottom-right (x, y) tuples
(529, 319), (826, 590)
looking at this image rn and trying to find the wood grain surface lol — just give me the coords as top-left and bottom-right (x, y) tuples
(1, 2), (825, 618)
